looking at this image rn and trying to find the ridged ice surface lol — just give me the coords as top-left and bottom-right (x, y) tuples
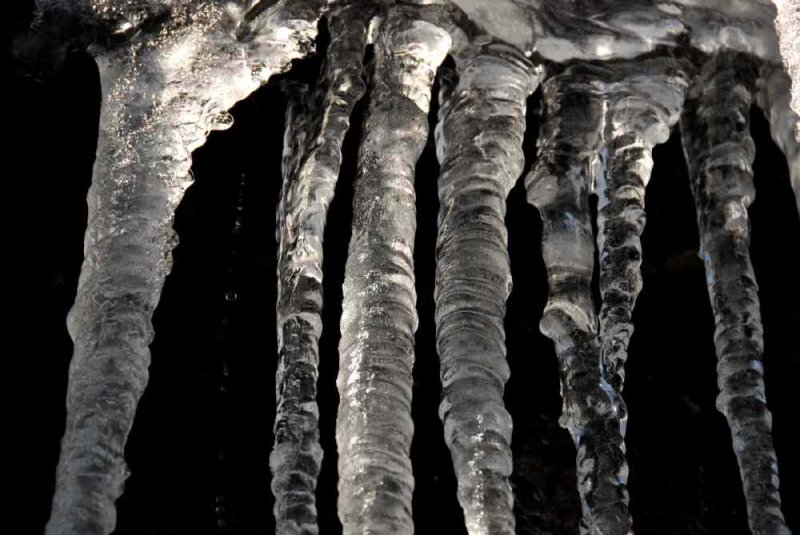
(45, 2), (321, 534)
(336, 8), (451, 535)
(681, 51), (791, 535)
(433, 43), (538, 535)
(37, 1), (800, 534)
(452, 0), (780, 62)
(271, 4), (373, 534)
(596, 57), (687, 396)
(525, 63), (631, 535)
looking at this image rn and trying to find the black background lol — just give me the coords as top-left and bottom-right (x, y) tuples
(6, 2), (800, 533)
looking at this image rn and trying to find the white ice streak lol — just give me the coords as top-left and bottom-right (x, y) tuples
(756, 64), (800, 214)
(770, 0), (800, 140)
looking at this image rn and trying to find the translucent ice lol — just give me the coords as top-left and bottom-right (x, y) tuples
(434, 43), (539, 535)
(681, 50), (791, 535)
(271, 4), (374, 534)
(46, 2), (321, 533)
(336, 7), (451, 535)
(526, 63), (631, 535)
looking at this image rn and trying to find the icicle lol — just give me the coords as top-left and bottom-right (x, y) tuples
(756, 64), (800, 214)
(271, 5), (374, 534)
(336, 8), (451, 535)
(597, 58), (687, 395)
(524, 63), (632, 535)
(46, 4), (321, 533)
(770, 0), (800, 140)
(681, 51), (791, 535)
(433, 43), (538, 535)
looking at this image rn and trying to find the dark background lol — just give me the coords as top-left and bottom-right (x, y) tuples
(6, 2), (800, 533)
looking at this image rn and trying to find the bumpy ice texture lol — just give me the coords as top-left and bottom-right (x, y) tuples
(434, 43), (538, 535)
(336, 8), (451, 535)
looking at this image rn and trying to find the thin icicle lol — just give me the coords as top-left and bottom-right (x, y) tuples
(336, 8), (451, 535)
(756, 64), (800, 214)
(46, 4), (321, 533)
(681, 51), (791, 535)
(525, 63), (631, 535)
(597, 58), (687, 395)
(271, 5), (373, 534)
(433, 43), (538, 535)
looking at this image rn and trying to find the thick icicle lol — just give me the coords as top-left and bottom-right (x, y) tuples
(336, 8), (451, 535)
(433, 43), (537, 535)
(756, 64), (800, 214)
(525, 64), (631, 535)
(271, 6), (373, 534)
(770, 0), (800, 140)
(681, 51), (791, 535)
(597, 58), (687, 395)
(46, 3), (321, 533)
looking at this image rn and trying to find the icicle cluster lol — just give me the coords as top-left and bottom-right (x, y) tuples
(336, 7), (451, 535)
(271, 4), (374, 533)
(434, 43), (538, 535)
(681, 51), (791, 535)
(523, 56), (690, 534)
(39, 1), (800, 534)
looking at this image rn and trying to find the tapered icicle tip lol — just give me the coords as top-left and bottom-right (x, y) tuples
(434, 43), (537, 535)
(682, 51), (791, 535)
(596, 57), (687, 396)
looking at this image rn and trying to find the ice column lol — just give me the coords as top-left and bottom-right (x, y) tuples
(433, 44), (537, 535)
(46, 4), (320, 533)
(756, 65), (800, 214)
(598, 58), (687, 395)
(525, 64), (631, 535)
(271, 6), (374, 533)
(681, 51), (791, 535)
(336, 9), (451, 535)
